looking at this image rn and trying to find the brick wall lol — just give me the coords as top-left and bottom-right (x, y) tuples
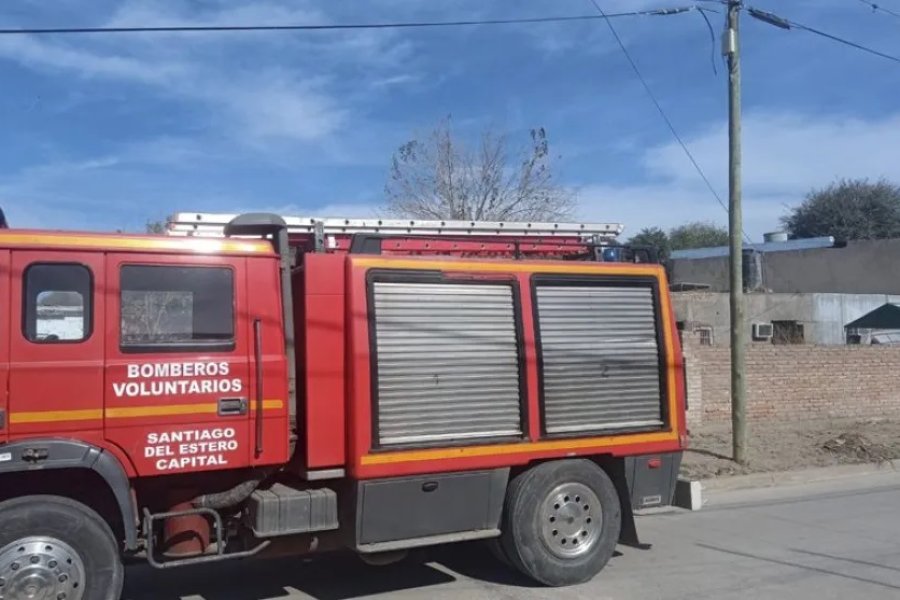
(683, 340), (900, 426)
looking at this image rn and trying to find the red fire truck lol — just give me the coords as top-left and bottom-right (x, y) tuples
(0, 212), (685, 599)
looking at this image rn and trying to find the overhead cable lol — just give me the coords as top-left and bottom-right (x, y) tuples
(855, 0), (900, 21)
(748, 6), (900, 65)
(0, 7), (699, 36)
(588, 0), (751, 241)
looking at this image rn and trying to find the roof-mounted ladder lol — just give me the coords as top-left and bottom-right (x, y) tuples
(167, 212), (624, 240)
(167, 211), (634, 259)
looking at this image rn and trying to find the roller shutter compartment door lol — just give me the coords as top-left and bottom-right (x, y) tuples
(372, 281), (522, 447)
(536, 285), (664, 435)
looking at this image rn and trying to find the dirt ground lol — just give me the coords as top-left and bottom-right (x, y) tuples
(681, 418), (900, 479)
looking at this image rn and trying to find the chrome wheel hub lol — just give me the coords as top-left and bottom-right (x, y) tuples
(540, 482), (602, 559)
(0, 537), (84, 600)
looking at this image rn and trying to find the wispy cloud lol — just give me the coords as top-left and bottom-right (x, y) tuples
(247, 200), (383, 219)
(1, 0), (896, 236)
(0, 1), (420, 146)
(505, 0), (717, 57)
(0, 37), (345, 144)
(577, 110), (900, 239)
(645, 112), (900, 194)
(0, 155), (124, 229)
(0, 35), (185, 84)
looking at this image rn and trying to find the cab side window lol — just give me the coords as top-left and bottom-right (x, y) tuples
(120, 265), (234, 352)
(23, 263), (92, 343)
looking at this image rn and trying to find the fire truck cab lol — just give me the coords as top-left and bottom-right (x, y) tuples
(0, 213), (685, 599)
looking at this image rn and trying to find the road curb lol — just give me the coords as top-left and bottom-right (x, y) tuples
(669, 461), (900, 511)
(673, 478), (703, 511)
(698, 460), (900, 493)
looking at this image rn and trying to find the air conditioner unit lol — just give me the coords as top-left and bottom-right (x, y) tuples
(752, 322), (774, 341)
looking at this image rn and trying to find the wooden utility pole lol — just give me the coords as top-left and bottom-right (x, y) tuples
(725, 1), (747, 464)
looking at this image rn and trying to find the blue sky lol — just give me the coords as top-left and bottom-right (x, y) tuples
(1, 0), (899, 240)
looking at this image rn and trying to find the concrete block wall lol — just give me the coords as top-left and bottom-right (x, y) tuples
(682, 339), (900, 426)
(683, 341), (704, 429)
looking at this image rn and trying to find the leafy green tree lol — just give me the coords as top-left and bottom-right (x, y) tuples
(628, 227), (671, 259)
(782, 178), (900, 240)
(669, 221), (729, 250)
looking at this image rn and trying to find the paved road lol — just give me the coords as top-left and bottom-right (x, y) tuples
(123, 469), (900, 600)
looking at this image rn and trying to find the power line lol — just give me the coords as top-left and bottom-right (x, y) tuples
(855, 0), (900, 21)
(748, 7), (900, 65)
(0, 8), (699, 36)
(587, 0), (752, 242)
(794, 20), (900, 64)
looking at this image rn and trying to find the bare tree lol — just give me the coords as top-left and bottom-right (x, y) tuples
(146, 220), (166, 234)
(384, 118), (575, 221)
(121, 291), (192, 344)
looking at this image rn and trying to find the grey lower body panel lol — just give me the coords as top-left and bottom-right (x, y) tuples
(358, 529), (501, 554)
(624, 452), (682, 510)
(354, 468), (509, 551)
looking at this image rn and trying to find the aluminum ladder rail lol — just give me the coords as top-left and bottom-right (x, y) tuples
(167, 212), (624, 240)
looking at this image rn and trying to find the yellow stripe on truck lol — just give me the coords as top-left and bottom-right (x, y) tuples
(106, 400), (283, 418)
(9, 400), (284, 424)
(352, 256), (664, 277)
(9, 408), (104, 424)
(0, 232), (271, 255)
(361, 429), (678, 466)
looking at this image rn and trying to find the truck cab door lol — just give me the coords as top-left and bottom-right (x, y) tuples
(103, 253), (253, 476)
(0, 250), (9, 443)
(8, 251), (105, 438)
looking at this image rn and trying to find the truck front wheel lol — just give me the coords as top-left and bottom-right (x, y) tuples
(0, 495), (123, 600)
(499, 459), (621, 586)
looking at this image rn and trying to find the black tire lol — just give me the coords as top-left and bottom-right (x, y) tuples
(357, 549), (409, 566)
(499, 460), (621, 586)
(485, 537), (512, 567)
(0, 495), (124, 600)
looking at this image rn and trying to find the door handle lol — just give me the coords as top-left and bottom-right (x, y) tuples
(253, 318), (264, 457)
(218, 397), (248, 417)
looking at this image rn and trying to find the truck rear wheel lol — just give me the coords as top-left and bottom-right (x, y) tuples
(0, 495), (123, 600)
(499, 459), (621, 586)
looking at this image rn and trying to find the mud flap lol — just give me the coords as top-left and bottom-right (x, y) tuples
(617, 497), (651, 550)
(614, 476), (653, 550)
(604, 458), (651, 550)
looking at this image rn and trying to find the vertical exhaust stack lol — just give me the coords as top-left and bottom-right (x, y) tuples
(223, 213), (298, 447)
